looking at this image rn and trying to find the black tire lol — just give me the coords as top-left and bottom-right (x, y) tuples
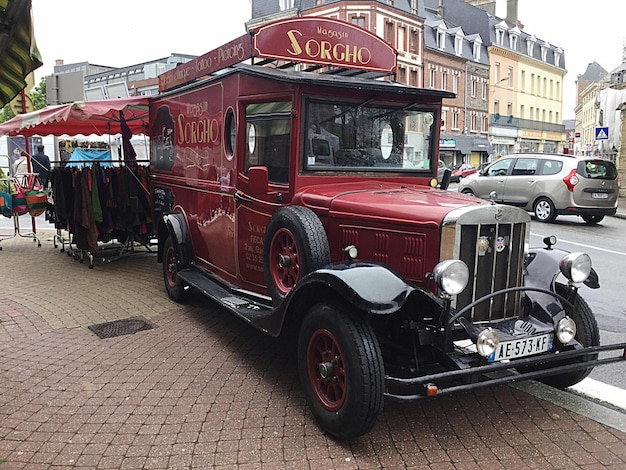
(461, 188), (474, 196)
(263, 206), (330, 305)
(533, 197), (557, 223)
(539, 283), (600, 389)
(298, 301), (384, 440)
(163, 235), (190, 302)
(582, 215), (604, 225)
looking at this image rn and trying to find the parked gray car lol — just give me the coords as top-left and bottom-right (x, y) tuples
(458, 153), (619, 224)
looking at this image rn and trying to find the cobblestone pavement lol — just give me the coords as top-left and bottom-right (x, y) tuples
(1, 232), (625, 469)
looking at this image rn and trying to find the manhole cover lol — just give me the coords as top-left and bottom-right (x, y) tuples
(88, 316), (156, 339)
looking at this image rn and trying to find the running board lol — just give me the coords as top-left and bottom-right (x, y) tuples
(177, 268), (275, 328)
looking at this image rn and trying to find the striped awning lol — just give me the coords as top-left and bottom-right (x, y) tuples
(0, 0), (42, 108)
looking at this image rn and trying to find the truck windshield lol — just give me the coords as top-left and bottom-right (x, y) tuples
(304, 99), (437, 173)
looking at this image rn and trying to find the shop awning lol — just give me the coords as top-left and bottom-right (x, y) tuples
(0, 0), (42, 107)
(0, 96), (150, 137)
(440, 133), (493, 155)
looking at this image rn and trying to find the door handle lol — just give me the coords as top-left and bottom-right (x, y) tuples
(234, 192), (253, 204)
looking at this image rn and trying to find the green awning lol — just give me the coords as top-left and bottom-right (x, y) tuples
(0, 0), (42, 108)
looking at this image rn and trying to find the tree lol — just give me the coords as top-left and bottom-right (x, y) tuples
(0, 77), (47, 123)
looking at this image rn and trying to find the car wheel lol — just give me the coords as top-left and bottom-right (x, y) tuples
(533, 197), (557, 223)
(461, 188), (474, 196)
(298, 301), (384, 440)
(582, 215), (604, 225)
(163, 235), (191, 302)
(263, 206), (330, 305)
(539, 283), (600, 389)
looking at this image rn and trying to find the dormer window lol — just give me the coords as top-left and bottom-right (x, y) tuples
(541, 41), (550, 62)
(495, 21), (507, 46)
(471, 35), (483, 61)
(554, 47), (563, 67)
(526, 36), (536, 56)
(455, 35), (463, 55)
(508, 27), (520, 51)
(437, 24), (447, 50)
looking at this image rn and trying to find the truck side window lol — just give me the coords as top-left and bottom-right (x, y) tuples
(244, 102), (292, 185)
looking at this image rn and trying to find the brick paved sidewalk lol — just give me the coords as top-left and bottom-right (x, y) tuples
(1, 233), (625, 469)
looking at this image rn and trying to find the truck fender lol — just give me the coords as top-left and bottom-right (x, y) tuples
(525, 247), (599, 311)
(259, 261), (442, 337)
(158, 212), (191, 267)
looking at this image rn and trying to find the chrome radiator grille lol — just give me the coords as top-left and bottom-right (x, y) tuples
(442, 205), (530, 323)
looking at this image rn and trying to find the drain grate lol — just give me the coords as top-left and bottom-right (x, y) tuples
(88, 316), (156, 339)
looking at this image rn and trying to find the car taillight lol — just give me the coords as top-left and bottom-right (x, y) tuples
(563, 169), (579, 192)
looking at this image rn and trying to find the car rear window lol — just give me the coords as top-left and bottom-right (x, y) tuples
(539, 159), (562, 175)
(577, 160), (617, 179)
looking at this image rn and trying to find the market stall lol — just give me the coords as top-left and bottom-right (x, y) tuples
(0, 97), (153, 266)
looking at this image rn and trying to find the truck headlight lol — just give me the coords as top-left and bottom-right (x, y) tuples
(433, 260), (469, 295)
(556, 316), (576, 344)
(559, 252), (591, 283)
(476, 328), (499, 357)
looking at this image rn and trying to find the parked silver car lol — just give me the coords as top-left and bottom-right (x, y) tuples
(458, 153), (619, 224)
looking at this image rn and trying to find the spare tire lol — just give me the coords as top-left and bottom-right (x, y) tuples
(263, 206), (330, 305)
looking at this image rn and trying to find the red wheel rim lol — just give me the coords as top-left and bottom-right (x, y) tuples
(269, 228), (300, 295)
(306, 328), (347, 411)
(165, 246), (177, 288)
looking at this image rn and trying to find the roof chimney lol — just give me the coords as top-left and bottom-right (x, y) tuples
(464, 1), (496, 16)
(506, 0), (519, 24)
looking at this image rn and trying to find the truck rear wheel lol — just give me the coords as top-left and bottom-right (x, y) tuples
(263, 206), (330, 304)
(163, 235), (190, 302)
(298, 301), (384, 440)
(540, 283), (600, 389)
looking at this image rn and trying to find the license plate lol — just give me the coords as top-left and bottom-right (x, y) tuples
(488, 334), (553, 363)
(591, 192), (608, 199)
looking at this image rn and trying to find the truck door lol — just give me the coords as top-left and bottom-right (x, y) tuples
(235, 101), (293, 288)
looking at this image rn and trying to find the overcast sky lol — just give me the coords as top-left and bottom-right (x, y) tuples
(31, 0), (624, 120)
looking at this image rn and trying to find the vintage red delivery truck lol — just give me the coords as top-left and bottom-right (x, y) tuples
(150, 18), (626, 439)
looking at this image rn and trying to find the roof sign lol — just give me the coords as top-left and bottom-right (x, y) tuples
(158, 18), (398, 92)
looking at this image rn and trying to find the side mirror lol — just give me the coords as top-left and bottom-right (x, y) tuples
(248, 166), (269, 195)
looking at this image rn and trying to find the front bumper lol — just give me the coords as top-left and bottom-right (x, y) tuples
(385, 342), (626, 401)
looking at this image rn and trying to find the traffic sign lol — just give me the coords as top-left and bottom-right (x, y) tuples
(595, 127), (609, 140)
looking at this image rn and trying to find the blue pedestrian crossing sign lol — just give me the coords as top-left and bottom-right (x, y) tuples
(595, 127), (609, 140)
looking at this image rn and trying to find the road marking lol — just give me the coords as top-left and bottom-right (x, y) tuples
(531, 233), (626, 257)
(569, 377), (626, 411)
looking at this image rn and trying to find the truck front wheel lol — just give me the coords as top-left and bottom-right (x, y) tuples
(298, 301), (384, 440)
(163, 235), (190, 302)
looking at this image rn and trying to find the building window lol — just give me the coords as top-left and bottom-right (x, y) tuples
(398, 67), (406, 84)
(429, 68), (436, 88)
(482, 115), (489, 132)
(385, 22), (395, 46)
(482, 82), (487, 100)
(509, 33), (518, 50)
(351, 15), (365, 28)
(279, 0), (294, 10)
(442, 72), (447, 91)
(441, 110), (446, 131)
(410, 69), (418, 86)
(453, 74), (459, 93)
(410, 30), (418, 53)
(495, 29), (504, 45)
(452, 111), (459, 130)
(541, 44), (548, 61)
(411, 0), (417, 15)
(507, 67), (513, 87)
(398, 26), (406, 52)
(554, 50), (562, 67)
(471, 113), (477, 132)
(471, 79), (477, 98)
(494, 100), (500, 116)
